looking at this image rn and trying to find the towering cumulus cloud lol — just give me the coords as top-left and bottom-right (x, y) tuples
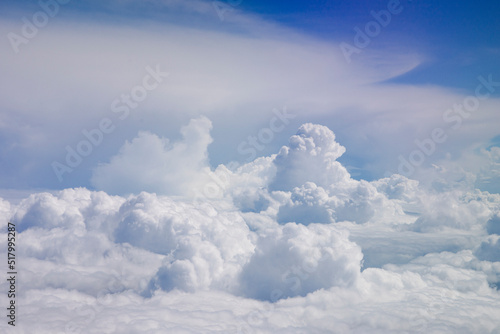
(1, 118), (500, 333)
(91, 117), (213, 196)
(270, 123), (350, 191)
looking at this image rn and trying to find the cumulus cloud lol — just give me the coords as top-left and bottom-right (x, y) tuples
(276, 182), (336, 225)
(1, 0), (500, 331)
(270, 123), (350, 191)
(270, 124), (402, 226)
(238, 223), (362, 301)
(91, 117), (213, 196)
(1, 120), (500, 333)
(114, 192), (254, 294)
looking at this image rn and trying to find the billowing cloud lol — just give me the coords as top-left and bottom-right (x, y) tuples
(1, 0), (500, 331)
(91, 117), (213, 196)
(239, 222), (362, 301)
(1, 120), (500, 333)
(270, 123), (350, 191)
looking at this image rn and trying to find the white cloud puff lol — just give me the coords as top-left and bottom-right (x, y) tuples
(276, 182), (336, 224)
(270, 123), (351, 191)
(238, 222), (362, 301)
(91, 117), (213, 196)
(114, 192), (254, 294)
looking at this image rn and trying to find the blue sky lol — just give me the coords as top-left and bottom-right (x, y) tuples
(237, 0), (500, 91)
(0, 0), (499, 192)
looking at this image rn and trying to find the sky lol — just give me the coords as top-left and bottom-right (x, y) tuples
(0, 0), (500, 333)
(0, 0), (499, 191)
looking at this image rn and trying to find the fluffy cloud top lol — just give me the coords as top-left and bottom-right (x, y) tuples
(91, 117), (213, 196)
(270, 123), (350, 191)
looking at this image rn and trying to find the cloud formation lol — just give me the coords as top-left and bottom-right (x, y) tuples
(1, 120), (500, 333)
(91, 117), (213, 196)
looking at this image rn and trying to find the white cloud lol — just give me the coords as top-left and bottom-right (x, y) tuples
(276, 182), (336, 225)
(115, 192), (254, 294)
(270, 123), (351, 191)
(91, 117), (213, 196)
(238, 222), (362, 301)
(2, 120), (500, 333)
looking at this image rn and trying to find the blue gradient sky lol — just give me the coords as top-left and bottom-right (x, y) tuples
(237, 0), (500, 91)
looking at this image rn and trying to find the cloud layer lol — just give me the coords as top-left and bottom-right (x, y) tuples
(1, 120), (499, 333)
(91, 117), (213, 196)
